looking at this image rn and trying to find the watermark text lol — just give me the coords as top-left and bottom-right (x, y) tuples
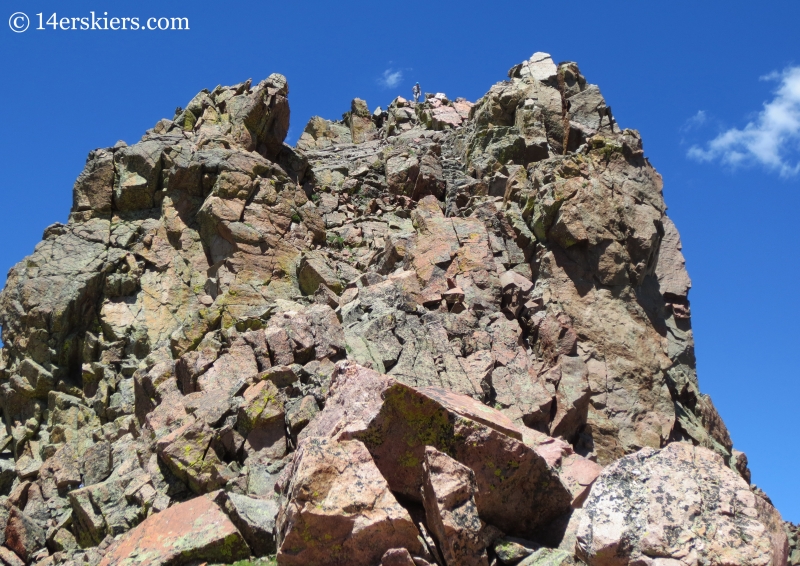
(9, 12), (189, 32)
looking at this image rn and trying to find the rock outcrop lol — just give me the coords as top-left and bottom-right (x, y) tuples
(0, 51), (787, 565)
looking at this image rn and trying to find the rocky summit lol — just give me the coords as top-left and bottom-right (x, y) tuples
(0, 52), (790, 566)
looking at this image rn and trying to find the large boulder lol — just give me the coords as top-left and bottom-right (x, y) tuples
(99, 495), (250, 566)
(156, 419), (235, 494)
(237, 379), (287, 461)
(421, 446), (488, 566)
(349, 98), (378, 143)
(212, 490), (279, 556)
(4, 507), (45, 563)
(262, 304), (346, 365)
(275, 437), (425, 566)
(298, 252), (344, 295)
(72, 148), (115, 214)
(299, 363), (592, 542)
(69, 475), (143, 546)
(357, 380), (573, 538)
(577, 442), (788, 566)
(228, 73), (290, 159)
(113, 140), (165, 211)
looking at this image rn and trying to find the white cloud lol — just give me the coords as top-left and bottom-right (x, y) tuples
(378, 68), (402, 89)
(680, 110), (707, 132)
(688, 66), (800, 177)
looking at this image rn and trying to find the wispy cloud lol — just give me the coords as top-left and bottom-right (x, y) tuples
(378, 68), (403, 89)
(688, 66), (800, 177)
(680, 110), (707, 133)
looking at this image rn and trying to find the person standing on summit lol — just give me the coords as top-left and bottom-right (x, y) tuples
(412, 82), (421, 103)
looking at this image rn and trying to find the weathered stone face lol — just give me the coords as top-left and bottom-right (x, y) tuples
(577, 443), (788, 566)
(421, 446), (488, 566)
(287, 361), (598, 558)
(98, 495), (250, 566)
(0, 52), (779, 566)
(275, 437), (424, 566)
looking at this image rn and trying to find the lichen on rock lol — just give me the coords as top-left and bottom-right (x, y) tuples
(0, 52), (786, 566)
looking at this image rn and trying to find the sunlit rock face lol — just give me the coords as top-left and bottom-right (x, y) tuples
(0, 52), (784, 566)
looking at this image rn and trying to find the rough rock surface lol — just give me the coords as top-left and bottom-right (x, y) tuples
(577, 442), (787, 566)
(0, 51), (786, 565)
(421, 446), (488, 566)
(295, 361), (591, 545)
(783, 523), (800, 566)
(275, 437), (424, 566)
(98, 495), (249, 565)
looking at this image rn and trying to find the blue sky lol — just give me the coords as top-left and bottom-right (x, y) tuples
(2, 0), (799, 519)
